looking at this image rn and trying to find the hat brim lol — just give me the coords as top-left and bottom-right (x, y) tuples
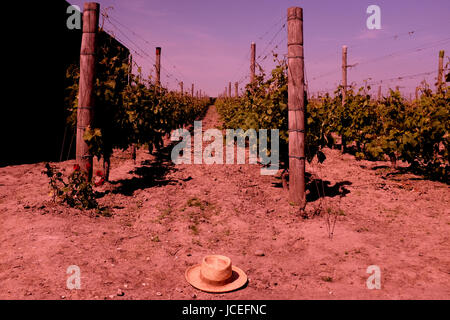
(185, 264), (248, 293)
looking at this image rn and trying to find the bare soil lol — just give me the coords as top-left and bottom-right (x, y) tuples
(0, 106), (449, 300)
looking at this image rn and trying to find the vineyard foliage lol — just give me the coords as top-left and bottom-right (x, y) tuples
(65, 40), (210, 177)
(216, 58), (449, 181)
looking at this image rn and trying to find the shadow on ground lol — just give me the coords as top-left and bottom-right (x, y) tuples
(109, 143), (178, 196)
(369, 164), (448, 184)
(108, 111), (211, 196)
(272, 171), (352, 201)
(305, 178), (352, 202)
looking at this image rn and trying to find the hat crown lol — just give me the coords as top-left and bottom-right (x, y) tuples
(200, 255), (232, 283)
(185, 254), (248, 293)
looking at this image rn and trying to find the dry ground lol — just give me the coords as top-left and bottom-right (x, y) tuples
(0, 106), (449, 300)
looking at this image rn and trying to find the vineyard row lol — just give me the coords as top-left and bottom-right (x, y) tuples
(215, 59), (449, 182)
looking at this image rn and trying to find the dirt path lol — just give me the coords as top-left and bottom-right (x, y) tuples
(0, 105), (449, 300)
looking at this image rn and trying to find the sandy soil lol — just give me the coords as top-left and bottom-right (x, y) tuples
(0, 106), (449, 300)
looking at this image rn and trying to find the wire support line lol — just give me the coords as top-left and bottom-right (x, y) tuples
(309, 37), (450, 82)
(257, 24), (286, 62)
(352, 37), (450, 67)
(102, 12), (192, 88)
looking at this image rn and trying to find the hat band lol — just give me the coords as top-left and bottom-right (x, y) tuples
(199, 270), (233, 286)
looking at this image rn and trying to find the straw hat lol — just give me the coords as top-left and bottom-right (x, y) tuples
(185, 255), (248, 293)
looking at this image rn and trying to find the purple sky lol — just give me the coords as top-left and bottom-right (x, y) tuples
(68, 0), (450, 97)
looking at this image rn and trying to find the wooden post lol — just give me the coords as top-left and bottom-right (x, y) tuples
(180, 81), (184, 95)
(287, 7), (306, 209)
(377, 85), (381, 100)
(228, 82), (232, 98)
(438, 50), (444, 90)
(191, 83), (194, 97)
(129, 54), (137, 164)
(341, 45), (348, 153)
(224, 86), (227, 97)
(128, 54), (133, 86)
(235, 82), (239, 97)
(342, 45), (347, 106)
(250, 42), (256, 83)
(155, 47), (161, 87)
(196, 90), (199, 98)
(76, 2), (99, 180)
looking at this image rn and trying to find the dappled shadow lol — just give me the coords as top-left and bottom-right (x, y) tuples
(108, 106), (211, 196)
(271, 171), (352, 201)
(371, 164), (448, 184)
(343, 144), (361, 156)
(370, 165), (391, 170)
(111, 145), (177, 196)
(383, 167), (448, 183)
(109, 143), (178, 196)
(271, 170), (313, 189)
(306, 178), (352, 202)
(271, 181), (284, 188)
